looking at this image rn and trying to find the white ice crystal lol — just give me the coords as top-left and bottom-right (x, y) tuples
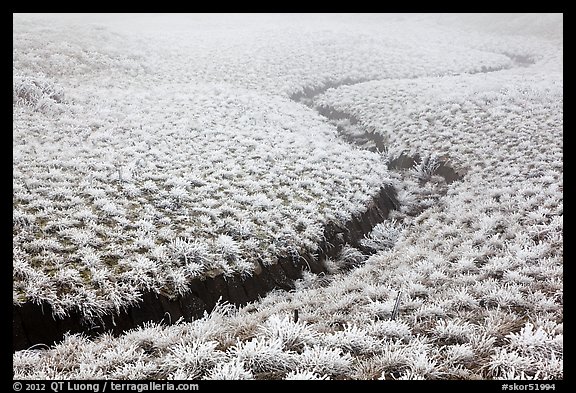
(258, 314), (319, 351)
(13, 13), (562, 381)
(204, 359), (254, 380)
(227, 337), (296, 373)
(162, 340), (225, 379)
(284, 369), (330, 380)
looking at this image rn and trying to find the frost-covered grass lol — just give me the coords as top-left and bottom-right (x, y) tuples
(13, 15), (398, 317)
(13, 13), (562, 379)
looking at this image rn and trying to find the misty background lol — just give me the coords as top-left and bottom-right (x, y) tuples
(14, 13), (563, 40)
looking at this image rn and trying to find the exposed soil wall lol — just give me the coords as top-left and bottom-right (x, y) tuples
(387, 152), (465, 184)
(14, 77), (466, 352)
(13, 185), (399, 351)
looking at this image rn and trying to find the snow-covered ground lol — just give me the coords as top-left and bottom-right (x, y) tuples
(13, 13), (562, 379)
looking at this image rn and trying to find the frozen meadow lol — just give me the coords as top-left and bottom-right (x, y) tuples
(13, 13), (562, 379)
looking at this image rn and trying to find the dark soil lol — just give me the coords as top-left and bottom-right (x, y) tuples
(13, 185), (399, 351)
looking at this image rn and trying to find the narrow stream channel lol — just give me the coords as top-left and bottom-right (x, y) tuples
(14, 51), (532, 351)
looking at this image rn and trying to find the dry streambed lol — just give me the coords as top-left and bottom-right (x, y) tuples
(13, 184), (399, 351)
(13, 27), (538, 354)
(13, 74), (467, 351)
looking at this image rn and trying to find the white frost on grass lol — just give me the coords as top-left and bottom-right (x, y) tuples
(13, 13), (562, 380)
(203, 359), (254, 380)
(13, 15), (396, 317)
(284, 369), (330, 380)
(360, 219), (404, 251)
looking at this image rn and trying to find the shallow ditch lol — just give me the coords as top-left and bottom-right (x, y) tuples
(14, 73), (472, 352)
(13, 184), (399, 351)
(387, 152), (465, 184)
(505, 53), (536, 67)
(292, 79), (466, 185)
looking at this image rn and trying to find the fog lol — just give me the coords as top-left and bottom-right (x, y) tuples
(14, 13), (563, 39)
(13, 10), (563, 380)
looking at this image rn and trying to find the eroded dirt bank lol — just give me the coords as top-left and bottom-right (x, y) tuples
(13, 185), (399, 351)
(14, 74), (468, 352)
